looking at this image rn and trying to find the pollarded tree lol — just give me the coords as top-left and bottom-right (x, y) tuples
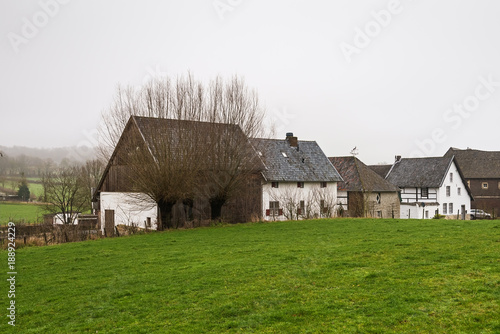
(200, 76), (264, 220)
(99, 73), (265, 226)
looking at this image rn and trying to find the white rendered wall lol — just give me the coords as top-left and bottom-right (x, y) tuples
(52, 213), (78, 225)
(400, 203), (439, 219)
(100, 192), (158, 232)
(437, 161), (471, 217)
(262, 181), (338, 221)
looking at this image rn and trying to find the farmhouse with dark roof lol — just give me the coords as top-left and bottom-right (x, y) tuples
(329, 156), (400, 218)
(386, 156), (472, 219)
(444, 147), (500, 218)
(251, 133), (343, 220)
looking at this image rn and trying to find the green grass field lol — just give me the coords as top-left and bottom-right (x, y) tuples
(0, 202), (44, 224)
(0, 176), (44, 199)
(27, 183), (44, 198)
(3, 219), (500, 333)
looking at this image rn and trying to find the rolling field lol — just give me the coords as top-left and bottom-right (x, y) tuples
(0, 176), (44, 198)
(0, 202), (44, 224)
(3, 218), (500, 333)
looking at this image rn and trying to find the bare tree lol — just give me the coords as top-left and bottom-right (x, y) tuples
(43, 166), (89, 224)
(81, 159), (105, 211)
(199, 76), (264, 220)
(99, 73), (265, 227)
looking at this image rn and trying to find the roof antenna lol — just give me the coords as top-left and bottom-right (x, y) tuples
(350, 146), (359, 156)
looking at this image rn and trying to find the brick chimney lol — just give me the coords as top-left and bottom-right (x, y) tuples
(286, 132), (298, 147)
(395, 155), (402, 162)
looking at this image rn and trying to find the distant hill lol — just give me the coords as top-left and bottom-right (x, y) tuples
(0, 145), (96, 164)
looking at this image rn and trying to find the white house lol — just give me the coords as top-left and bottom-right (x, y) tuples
(386, 156), (472, 219)
(251, 133), (343, 221)
(51, 212), (79, 225)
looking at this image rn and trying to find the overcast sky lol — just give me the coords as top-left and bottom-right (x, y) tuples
(1, 0), (500, 164)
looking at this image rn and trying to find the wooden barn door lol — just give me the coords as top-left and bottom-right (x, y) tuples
(104, 210), (115, 237)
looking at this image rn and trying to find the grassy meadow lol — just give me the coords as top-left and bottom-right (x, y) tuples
(0, 176), (44, 199)
(3, 218), (500, 333)
(0, 202), (44, 224)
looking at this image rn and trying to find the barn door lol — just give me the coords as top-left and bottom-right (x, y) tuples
(104, 210), (115, 237)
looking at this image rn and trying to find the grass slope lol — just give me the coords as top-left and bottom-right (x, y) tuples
(0, 202), (44, 224)
(4, 219), (500, 333)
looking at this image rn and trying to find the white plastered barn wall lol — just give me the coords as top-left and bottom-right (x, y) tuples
(100, 192), (158, 232)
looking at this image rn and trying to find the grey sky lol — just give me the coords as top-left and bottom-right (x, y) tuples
(1, 0), (499, 164)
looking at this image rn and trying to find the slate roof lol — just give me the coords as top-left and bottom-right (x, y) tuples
(132, 116), (264, 167)
(444, 147), (500, 179)
(330, 157), (399, 192)
(386, 157), (454, 188)
(250, 138), (342, 182)
(368, 164), (392, 179)
(133, 116), (242, 149)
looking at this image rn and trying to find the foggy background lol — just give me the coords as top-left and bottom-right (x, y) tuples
(1, 0), (499, 164)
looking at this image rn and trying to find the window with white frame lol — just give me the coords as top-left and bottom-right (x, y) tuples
(449, 203), (454, 214)
(482, 182), (489, 189)
(421, 187), (429, 198)
(457, 187), (461, 196)
(450, 173), (453, 182)
(443, 203), (447, 214)
(446, 186), (450, 197)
